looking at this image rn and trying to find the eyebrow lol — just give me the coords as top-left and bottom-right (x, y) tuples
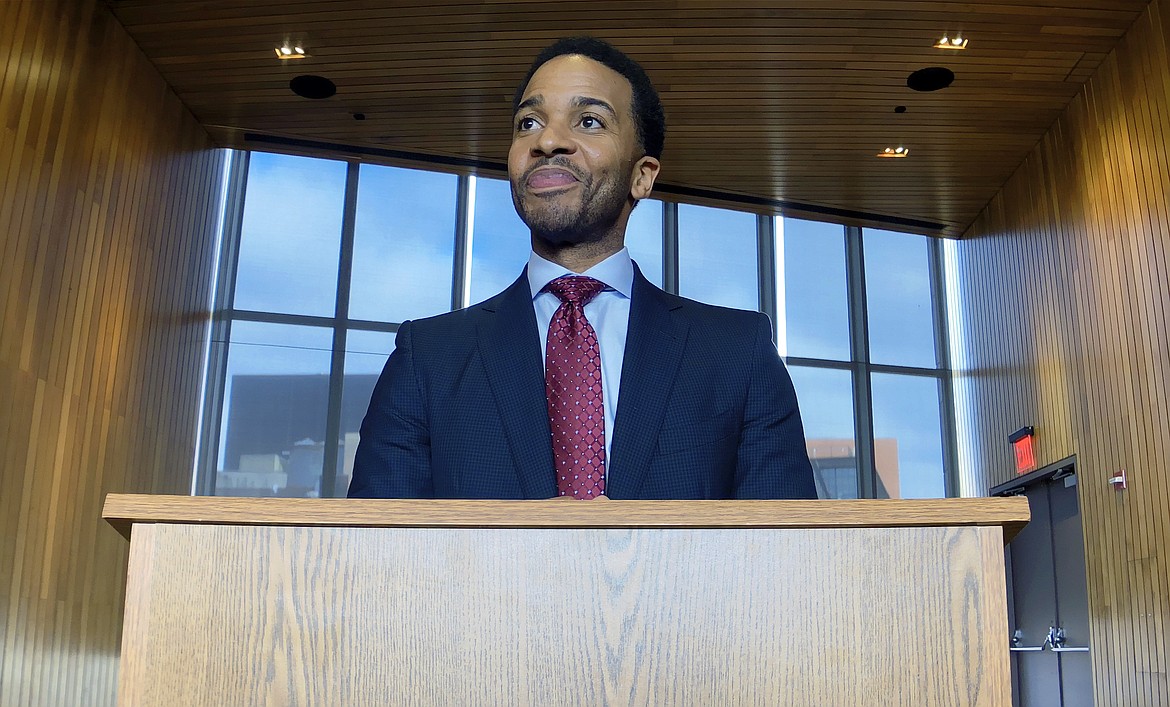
(513, 94), (620, 122)
(571, 96), (619, 121)
(515, 95), (543, 114)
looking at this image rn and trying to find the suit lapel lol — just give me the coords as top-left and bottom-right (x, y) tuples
(477, 270), (557, 499)
(607, 268), (688, 499)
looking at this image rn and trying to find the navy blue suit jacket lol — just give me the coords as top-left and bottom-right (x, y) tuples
(349, 267), (816, 499)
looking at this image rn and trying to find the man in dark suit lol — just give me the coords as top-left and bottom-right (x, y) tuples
(349, 36), (816, 500)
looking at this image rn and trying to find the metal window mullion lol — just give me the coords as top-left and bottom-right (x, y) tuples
(320, 161), (360, 498)
(199, 317), (231, 497)
(227, 309), (405, 335)
(340, 319), (400, 334)
(784, 356), (853, 371)
(223, 309), (338, 328)
(216, 151), (250, 320)
(846, 225), (877, 499)
(196, 150), (250, 496)
(867, 362), (950, 376)
(930, 237), (960, 498)
(939, 371), (959, 498)
(452, 174), (472, 310)
(756, 214), (778, 341)
(663, 201), (679, 295)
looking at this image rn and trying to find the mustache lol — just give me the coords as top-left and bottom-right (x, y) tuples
(523, 158), (586, 184)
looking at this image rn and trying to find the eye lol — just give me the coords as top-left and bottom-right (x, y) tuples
(580, 115), (605, 129)
(516, 116), (539, 132)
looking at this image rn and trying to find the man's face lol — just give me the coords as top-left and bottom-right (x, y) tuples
(508, 54), (645, 246)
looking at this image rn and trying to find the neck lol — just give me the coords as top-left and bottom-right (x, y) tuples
(532, 227), (626, 273)
(527, 195), (640, 272)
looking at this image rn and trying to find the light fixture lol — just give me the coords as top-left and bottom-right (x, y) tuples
(275, 43), (309, 60)
(935, 34), (968, 50)
(876, 146), (909, 158)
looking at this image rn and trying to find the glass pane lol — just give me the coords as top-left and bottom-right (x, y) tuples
(788, 365), (857, 499)
(781, 218), (849, 361)
(216, 322), (334, 498)
(234, 152), (347, 317)
(469, 176), (529, 305)
(350, 165), (457, 323)
(678, 204), (758, 310)
(871, 373), (947, 499)
(625, 199), (663, 287)
(864, 228), (937, 368)
(335, 329), (397, 497)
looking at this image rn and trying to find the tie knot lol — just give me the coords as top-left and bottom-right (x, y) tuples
(546, 275), (606, 306)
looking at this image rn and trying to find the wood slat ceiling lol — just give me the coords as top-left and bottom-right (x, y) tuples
(106, 0), (1151, 237)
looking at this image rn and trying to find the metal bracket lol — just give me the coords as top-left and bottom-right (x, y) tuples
(1048, 626), (1090, 653)
(1010, 629), (1046, 652)
(1009, 627), (1090, 653)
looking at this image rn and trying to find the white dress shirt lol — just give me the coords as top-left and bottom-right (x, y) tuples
(527, 248), (634, 467)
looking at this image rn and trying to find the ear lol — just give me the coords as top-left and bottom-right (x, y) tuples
(629, 155), (661, 200)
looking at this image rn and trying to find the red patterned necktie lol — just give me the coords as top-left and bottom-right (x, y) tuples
(545, 275), (607, 499)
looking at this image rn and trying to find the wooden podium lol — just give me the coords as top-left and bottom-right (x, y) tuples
(103, 494), (1028, 706)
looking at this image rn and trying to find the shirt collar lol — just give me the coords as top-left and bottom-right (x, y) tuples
(527, 248), (635, 300)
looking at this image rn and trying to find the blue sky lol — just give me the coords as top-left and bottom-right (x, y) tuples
(220, 152), (948, 496)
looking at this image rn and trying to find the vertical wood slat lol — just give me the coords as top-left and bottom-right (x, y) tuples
(0, 0), (223, 704)
(956, 0), (1170, 703)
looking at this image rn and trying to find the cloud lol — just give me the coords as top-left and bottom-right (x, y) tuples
(234, 153), (349, 315)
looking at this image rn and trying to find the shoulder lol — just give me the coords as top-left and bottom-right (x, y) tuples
(402, 276), (527, 336)
(664, 290), (763, 325)
(635, 274), (768, 339)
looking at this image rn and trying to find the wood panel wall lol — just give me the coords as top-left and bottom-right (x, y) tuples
(0, 0), (223, 703)
(955, 0), (1170, 703)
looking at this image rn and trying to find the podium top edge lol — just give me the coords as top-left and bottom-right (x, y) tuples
(102, 494), (1030, 542)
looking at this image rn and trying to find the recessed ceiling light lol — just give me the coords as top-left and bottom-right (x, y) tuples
(876, 146), (910, 158)
(935, 35), (968, 50)
(275, 43), (309, 60)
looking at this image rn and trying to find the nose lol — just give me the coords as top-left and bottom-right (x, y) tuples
(532, 119), (576, 157)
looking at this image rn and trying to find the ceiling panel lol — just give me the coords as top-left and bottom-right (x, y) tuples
(107, 0), (1151, 236)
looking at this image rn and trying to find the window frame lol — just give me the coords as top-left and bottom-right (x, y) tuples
(195, 150), (956, 499)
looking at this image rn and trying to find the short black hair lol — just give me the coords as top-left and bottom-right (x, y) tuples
(513, 36), (666, 160)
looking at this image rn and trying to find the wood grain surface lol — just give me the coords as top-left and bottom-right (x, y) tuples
(0, 1), (222, 705)
(118, 522), (1011, 706)
(103, 0), (1151, 237)
(102, 493), (1030, 540)
(954, 0), (1170, 703)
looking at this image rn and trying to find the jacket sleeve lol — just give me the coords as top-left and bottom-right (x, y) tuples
(348, 321), (435, 498)
(733, 313), (818, 499)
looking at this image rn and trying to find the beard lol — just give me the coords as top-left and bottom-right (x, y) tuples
(510, 158), (632, 246)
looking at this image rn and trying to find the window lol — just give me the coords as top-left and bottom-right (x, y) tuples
(233, 153), (346, 317)
(469, 176), (529, 305)
(781, 217), (849, 361)
(337, 330), (397, 497)
(788, 365), (857, 499)
(871, 373), (947, 498)
(215, 321), (333, 497)
(198, 150), (954, 500)
(350, 164), (458, 323)
(865, 228), (938, 368)
(678, 204), (758, 311)
(625, 200), (664, 287)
